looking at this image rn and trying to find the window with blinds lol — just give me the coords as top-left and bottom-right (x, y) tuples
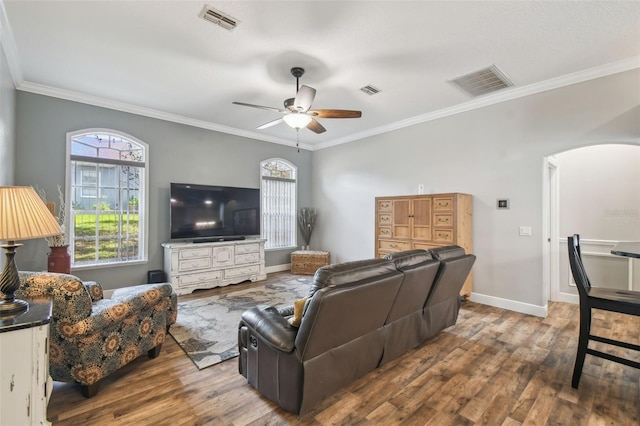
(261, 159), (297, 249)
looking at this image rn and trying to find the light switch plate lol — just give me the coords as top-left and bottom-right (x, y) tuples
(519, 226), (532, 236)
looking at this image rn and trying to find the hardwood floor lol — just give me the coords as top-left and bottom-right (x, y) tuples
(47, 272), (640, 425)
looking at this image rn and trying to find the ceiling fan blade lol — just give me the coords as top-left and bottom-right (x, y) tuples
(310, 109), (362, 119)
(256, 118), (284, 130)
(306, 118), (326, 134)
(293, 85), (316, 112)
(232, 101), (287, 114)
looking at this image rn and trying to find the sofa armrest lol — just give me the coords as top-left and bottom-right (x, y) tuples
(18, 271), (93, 321)
(241, 306), (297, 353)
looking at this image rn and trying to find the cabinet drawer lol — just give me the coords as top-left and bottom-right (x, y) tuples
(378, 214), (391, 225)
(377, 200), (392, 212)
(433, 213), (453, 227)
(236, 252), (260, 264)
(225, 264), (261, 279)
(378, 226), (392, 237)
(178, 247), (211, 260)
(378, 239), (411, 251)
(433, 229), (454, 243)
(236, 243), (260, 254)
(412, 241), (441, 251)
(433, 197), (454, 211)
(178, 270), (223, 287)
(178, 257), (212, 272)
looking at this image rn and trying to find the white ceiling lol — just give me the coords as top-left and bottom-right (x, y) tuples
(3, 1), (639, 150)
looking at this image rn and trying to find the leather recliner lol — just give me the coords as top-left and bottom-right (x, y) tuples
(238, 246), (475, 414)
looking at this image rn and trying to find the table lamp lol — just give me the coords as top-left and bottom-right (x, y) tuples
(0, 186), (62, 316)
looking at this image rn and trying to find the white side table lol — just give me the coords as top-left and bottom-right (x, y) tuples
(0, 298), (53, 426)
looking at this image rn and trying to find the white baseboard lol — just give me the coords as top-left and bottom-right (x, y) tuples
(552, 292), (579, 305)
(469, 292), (548, 318)
(266, 263), (291, 274)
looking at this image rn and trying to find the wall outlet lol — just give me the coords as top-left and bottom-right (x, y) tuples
(519, 226), (532, 236)
(418, 184), (424, 194)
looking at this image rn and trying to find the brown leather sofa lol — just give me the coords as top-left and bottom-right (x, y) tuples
(238, 246), (475, 414)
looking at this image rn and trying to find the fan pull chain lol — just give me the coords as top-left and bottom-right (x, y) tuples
(296, 129), (300, 153)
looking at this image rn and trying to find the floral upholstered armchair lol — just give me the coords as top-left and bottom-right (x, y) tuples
(17, 271), (177, 397)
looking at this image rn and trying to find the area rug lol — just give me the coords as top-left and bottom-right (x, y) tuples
(169, 277), (312, 370)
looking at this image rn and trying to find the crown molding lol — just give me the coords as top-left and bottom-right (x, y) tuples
(314, 57), (640, 150)
(17, 80), (314, 151)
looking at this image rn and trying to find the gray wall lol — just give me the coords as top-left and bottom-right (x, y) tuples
(311, 69), (640, 313)
(15, 92), (312, 290)
(0, 42), (14, 185)
(0, 42), (15, 271)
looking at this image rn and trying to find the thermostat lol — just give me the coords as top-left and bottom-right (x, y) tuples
(497, 199), (510, 210)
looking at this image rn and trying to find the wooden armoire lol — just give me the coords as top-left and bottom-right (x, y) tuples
(375, 192), (473, 296)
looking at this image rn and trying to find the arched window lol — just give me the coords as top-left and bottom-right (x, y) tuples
(260, 158), (297, 249)
(67, 129), (148, 267)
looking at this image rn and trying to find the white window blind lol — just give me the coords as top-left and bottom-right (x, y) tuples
(261, 159), (297, 249)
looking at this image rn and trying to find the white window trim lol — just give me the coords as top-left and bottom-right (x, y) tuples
(66, 128), (149, 269)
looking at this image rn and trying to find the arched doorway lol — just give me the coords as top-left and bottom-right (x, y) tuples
(545, 143), (640, 303)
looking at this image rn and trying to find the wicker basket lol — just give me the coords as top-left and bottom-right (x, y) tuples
(291, 250), (331, 275)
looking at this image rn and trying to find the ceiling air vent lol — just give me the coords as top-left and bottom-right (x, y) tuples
(448, 64), (513, 97)
(199, 5), (239, 31)
(360, 84), (381, 96)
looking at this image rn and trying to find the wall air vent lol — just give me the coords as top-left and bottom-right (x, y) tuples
(199, 5), (239, 31)
(448, 64), (514, 97)
(360, 84), (381, 96)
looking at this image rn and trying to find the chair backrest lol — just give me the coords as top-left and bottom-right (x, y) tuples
(383, 250), (440, 323)
(426, 246), (476, 306)
(567, 234), (590, 298)
(294, 259), (404, 361)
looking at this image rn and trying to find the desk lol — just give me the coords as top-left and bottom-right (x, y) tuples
(611, 242), (640, 259)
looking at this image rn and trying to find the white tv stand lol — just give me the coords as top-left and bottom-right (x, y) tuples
(162, 239), (267, 295)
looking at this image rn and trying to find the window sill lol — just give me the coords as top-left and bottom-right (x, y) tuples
(72, 258), (148, 271)
(264, 246), (299, 252)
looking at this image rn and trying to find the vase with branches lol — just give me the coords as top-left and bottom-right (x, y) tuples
(298, 207), (317, 250)
(36, 185), (66, 247)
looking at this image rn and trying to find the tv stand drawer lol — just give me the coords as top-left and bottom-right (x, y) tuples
(236, 243), (260, 254)
(178, 257), (212, 272)
(236, 252), (260, 264)
(179, 247), (211, 260)
(178, 270), (223, 288)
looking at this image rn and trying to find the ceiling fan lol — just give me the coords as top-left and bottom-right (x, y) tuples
(233, 67), (362, 134)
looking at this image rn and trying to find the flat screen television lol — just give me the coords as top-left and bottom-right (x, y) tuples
(170, 183), (260, 241)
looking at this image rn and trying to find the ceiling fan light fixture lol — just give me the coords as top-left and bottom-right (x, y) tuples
(283, 113), (312, 129)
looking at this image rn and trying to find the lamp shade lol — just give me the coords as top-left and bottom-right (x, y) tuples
(0, 186), (63, 241)
(283, 113), (312, 129)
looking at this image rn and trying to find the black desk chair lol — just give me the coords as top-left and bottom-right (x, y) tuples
(567, 234), (640, 388)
